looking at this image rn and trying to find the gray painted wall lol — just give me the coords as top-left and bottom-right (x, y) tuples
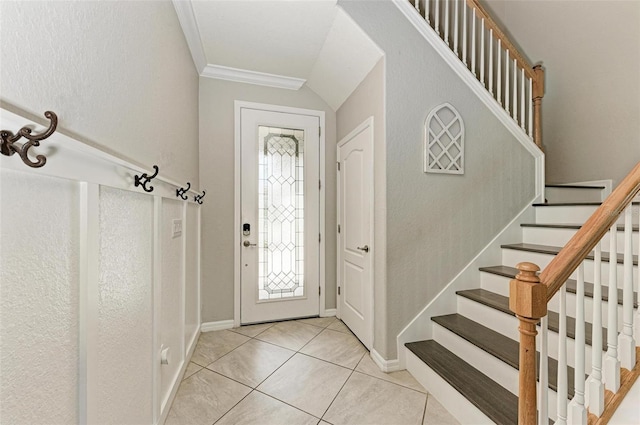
(340, 0), (536, 359)
(199, 78), (337, 323)
(337, 59), (387, 356)
(483, 0), (640, 185)
(0, 0), (199, 185)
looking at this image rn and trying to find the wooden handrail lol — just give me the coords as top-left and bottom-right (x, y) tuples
(466, 0), (535, 79)
(540, 161), (640, 299)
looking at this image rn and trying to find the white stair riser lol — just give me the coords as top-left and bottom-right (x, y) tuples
(501, 249), (638, 289)
(457, 296), (602, 372)
(480, 272), (627, 328)
(544, 187), (604, 203)
(405, 349), (495, 425)
(432, 323), (560, 421)
(522, 227), (639, 256)
(535, 205), (629, 225)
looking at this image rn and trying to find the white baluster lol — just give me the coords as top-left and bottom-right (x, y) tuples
(520, 68), (525, 129)
(505, 50), (510, 113)
(489, 30), (494, 95)
(538, 316), (549, 425)
(636, 204), (640, 345)
(528, 77), (533, 137)
(620, 206), (637, 369)
(471, 9), (476, 77)
(568, 264), (587, 424)
(454, 0), (459, 56)
(480, 19), (485, 86)
(414, 0), (420, 13)
(426, 0), (431, 24)
(435, 0), (440, 34)
(497, 40), (502, 105)
(512, 59), (518, 120)
(588, 242), (605, 416)
(444, 0), (450, 45)
(556, 285), (568, 425)
(604, 223), (621, 392)
(462, 3), (467, 66)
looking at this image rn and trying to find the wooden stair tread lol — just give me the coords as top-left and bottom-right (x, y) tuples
(456, 289), (608, 351)
(521, 223), (639, 232)
(432, 313), (579, 397)
(500, 242), (639, 266)
(479, 265), (638, 307)
(405, 340), (518, 425)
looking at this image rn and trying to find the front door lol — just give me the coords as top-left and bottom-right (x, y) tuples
(337, 118), (373, 349)
(239, 104), (321, 324)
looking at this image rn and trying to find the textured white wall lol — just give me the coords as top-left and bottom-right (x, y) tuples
(0, 169), (79, 424)
(199, 78), (337, 323)
(97, 187), (154, 424)
(340, 0), (536, 359)
(0, 0), (199, 185)
(482, 0), (640, 185)
(160, 199), (185, 408)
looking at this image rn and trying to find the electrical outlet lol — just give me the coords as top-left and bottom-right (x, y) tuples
(172, 219), (182, 238)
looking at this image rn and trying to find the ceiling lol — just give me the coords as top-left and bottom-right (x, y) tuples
(173, 0), (383, 110)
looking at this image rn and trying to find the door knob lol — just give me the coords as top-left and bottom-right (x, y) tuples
(243, 240), (257, 247)
(357, 245), (369, 253)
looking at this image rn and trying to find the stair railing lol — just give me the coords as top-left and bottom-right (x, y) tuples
(510, 162), (640, 425)
(409, 0), (545, 149)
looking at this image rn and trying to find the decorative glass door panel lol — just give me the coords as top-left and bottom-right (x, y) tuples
(258, 126), (305, 301)
(239, 105), (320, 324)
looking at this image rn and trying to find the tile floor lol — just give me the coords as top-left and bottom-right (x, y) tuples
(166, 316), (460, 425)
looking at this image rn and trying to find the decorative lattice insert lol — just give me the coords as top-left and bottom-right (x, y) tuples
(424, 103), (464, 174)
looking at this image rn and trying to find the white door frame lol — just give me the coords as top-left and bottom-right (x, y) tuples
(336, 116), (375, 349)
(234, 101), (326, 327)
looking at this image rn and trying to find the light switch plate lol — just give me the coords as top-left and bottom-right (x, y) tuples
(172, 219), (182, 238)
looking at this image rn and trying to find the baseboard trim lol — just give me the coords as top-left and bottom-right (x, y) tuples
(201, 320), (235, 332)
(321, 308), (337, 317)
(370, 349), (401, 373)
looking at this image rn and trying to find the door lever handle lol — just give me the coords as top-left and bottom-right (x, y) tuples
(243, 240), (257, 247)
(357, 245), (369, 253)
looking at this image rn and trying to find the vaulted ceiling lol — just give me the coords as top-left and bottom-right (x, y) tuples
(172, 0), (383, 110)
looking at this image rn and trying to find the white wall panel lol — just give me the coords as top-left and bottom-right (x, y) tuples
(97, 186), (153, 424)
(185, 203), (200, 350)
(0, 168), (79, 424)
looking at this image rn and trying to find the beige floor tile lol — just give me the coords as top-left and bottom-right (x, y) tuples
(207, 339), (295, 387)
(230, 322), (275, 338)
(297, 316), (337, 328)
(165, 369), (251, 425)
(355, 354), (426, 393)
(183, 362), (202, 380)
(190, 330), (250, 367)
(255, 321), (322, 351)
(257, 353), (352, 418)
(299, 329), (366, 369)
(323, 372), (427, 425)
(423, 395), (460, 425)
(326, 320), (351, 334)
(216, 390), (319, 425)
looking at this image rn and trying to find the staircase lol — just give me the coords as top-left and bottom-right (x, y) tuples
(405, 185), (640, 424)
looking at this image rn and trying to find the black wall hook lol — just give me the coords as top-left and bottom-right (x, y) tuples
(134, 165), (159, 193)
(195, 190), (206, 204)
(177, 182), (191, 200)
(1, 111), (58, 168)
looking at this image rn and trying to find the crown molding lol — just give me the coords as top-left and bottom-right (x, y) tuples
(172, 0), (206, 73)
(201, 64), (306, 90)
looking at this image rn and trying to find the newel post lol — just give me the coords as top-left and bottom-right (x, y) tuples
(509, 262), (547, 425)
(532, 65), (545, 150)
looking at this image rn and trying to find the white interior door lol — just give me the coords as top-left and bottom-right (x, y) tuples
(337, 118), (373, 349)
(240, 106), (320, 324)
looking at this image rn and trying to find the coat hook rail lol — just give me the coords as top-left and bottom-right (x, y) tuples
(135, 165), (159, 193)
(195, 190), (206, 204)
(1, 111), (58, 168)
(176, 182), (191, 200)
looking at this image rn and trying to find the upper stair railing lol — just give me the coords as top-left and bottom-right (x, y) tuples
(510, 162), (640, 424)
(409, 0), (545, 149)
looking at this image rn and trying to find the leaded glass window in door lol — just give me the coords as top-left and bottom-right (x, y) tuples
(258, 126), (305, 301)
